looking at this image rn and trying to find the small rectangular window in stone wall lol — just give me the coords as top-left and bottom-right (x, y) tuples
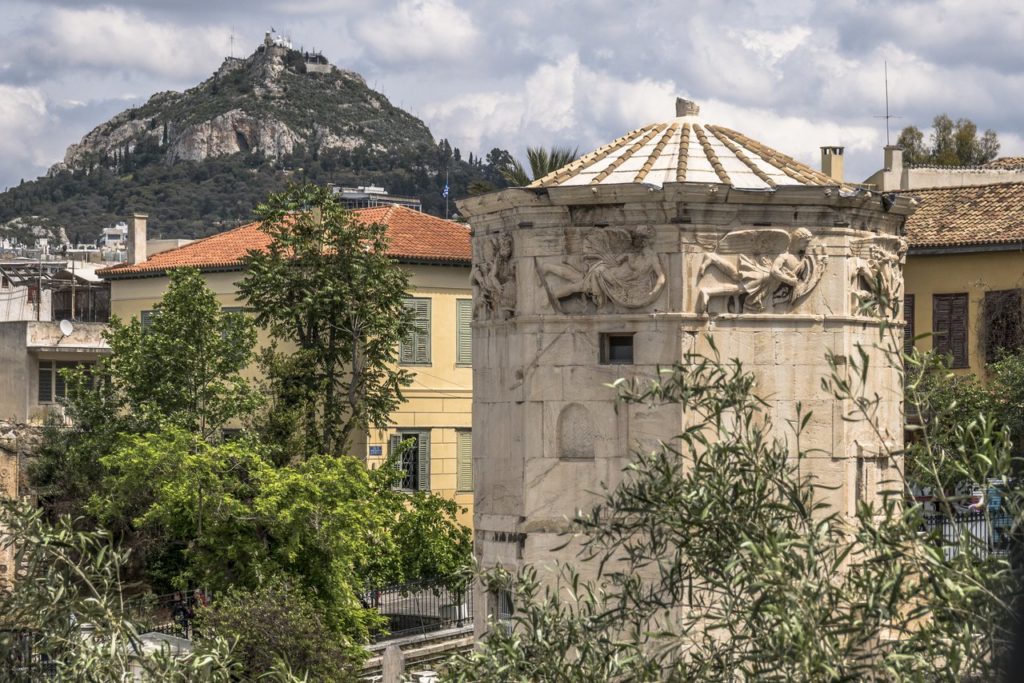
(982, 289), (1024, 364)
(903, 294), (915, 357)
(933, 293), (969, 369)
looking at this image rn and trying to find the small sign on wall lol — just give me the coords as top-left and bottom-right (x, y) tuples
(369, 445), (383, 456)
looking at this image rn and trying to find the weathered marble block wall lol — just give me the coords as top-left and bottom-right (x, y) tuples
(460, 184), (915, 632)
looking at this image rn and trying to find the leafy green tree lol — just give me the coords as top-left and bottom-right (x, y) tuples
(448, 338), (1023, 681)
(239, 184), (416, 458)
(897, 114), (1000, 166)
(31, 267), (259, 517)
(90, 428), (471, 643)
(105, 267), (259, 438)
(197, 579), (359, 682)
(0, 501), (282, 681)
(500, 146), (579, 186)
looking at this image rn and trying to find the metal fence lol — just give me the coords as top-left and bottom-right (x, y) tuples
(367, 579), (474, 642)
(0, 630), (57, 680)
(125, 589), (212, 640)
(923, 510), (1014, 560)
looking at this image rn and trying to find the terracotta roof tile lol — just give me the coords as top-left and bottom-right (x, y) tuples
(905, 182), (1024, 249)
(983, 157), (1024, 171)
(99, 205), (470, 278)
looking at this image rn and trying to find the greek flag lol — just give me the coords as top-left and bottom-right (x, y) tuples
(442, 183), (449, 199)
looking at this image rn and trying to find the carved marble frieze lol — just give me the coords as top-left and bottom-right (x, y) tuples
(471, 232), (517, 320)
(538, 225), (666, 314)
(695, 228), (828, 315)
(850, 236), (907, 318)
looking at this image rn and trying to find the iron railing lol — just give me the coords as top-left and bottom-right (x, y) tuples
(125, 589), (212, 640)
(923, 510), (1014, 560)
(367, 579), (473, 642)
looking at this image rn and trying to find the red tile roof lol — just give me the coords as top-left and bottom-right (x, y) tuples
(99, 205), (471, 278)
(905, 182), (1024, 249)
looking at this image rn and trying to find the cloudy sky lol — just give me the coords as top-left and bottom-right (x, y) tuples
(1, 0), (1022, 191)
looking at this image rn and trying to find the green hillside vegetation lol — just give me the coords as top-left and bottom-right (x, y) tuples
(0, 43), (512, 240)
(0, 141), (508, 240)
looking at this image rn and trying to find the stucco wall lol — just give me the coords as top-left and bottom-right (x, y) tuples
(109, 264), (475, 527)
(0, 323), (31, 422)
(904, 250), (1024, 374)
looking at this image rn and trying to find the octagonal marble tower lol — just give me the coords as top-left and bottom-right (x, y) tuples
(457, 99), (916, 627)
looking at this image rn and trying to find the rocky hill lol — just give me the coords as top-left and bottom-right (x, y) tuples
(0, 38), (508, 241)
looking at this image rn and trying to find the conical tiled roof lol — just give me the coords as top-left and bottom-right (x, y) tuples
(530, 98), (841, 191)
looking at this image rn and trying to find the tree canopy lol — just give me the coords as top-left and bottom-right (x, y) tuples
(897, 114), (1000, 166)
(31, 267), (259, 517)
(239, 183), (416, 459)
(499, 146), (579, 186)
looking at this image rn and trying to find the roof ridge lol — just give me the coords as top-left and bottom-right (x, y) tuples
(635, 122), (678, 183)
(530, 125), (650, 188)
(909, 180), (1024, 193)
(100, 219), (261, 273)
(692, 123), (731, 185)
(706, 125), (776, 188)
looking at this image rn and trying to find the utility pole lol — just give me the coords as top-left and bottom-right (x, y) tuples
(70, 257), (76, 321)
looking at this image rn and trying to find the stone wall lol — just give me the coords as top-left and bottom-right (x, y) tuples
(460, 184), (915, 633)
(0, 420), (42, 590)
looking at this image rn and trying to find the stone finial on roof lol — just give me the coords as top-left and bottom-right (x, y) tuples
(676, 97), (700, 117)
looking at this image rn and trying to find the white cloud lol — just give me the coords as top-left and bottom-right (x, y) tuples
(421, 53), (677, 162)
(38, 6), (229, 80)
(739, 26), (812, 68)
(355, 0), (479, 64)
(0, 85), (57, 185)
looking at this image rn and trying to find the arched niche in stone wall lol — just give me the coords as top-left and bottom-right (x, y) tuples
(557, 403), (596, 460)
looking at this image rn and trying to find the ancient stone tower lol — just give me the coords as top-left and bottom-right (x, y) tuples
(457, 99), (915, 629)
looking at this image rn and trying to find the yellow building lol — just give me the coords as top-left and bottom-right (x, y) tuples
(98, 207), (474, 526)
(903, 182), (1024, 374)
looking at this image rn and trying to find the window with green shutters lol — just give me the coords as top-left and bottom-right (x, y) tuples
(140, 309), (155, 331)
(456, 430), (473, 492)
(400, 297), (431, 365)
(456, 299), (472, 366)
(389, 430), (431, 491)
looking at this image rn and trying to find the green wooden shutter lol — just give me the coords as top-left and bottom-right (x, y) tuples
(456, 299), (473, 366)
(401, 298), (431, 364)
(456, 431), (473, 491)
(417, 431), (431, 491)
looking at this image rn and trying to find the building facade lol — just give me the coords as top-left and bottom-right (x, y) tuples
(459, 99), (914, 631)
(902, 182), (1024, 374)
(98, 205), (474, 526)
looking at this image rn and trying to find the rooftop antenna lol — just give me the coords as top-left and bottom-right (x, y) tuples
(874, 60), (901, 146)
(229, 27), (234, 58)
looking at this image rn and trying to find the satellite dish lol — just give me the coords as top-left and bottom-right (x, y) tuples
(59, 319), (74, 337)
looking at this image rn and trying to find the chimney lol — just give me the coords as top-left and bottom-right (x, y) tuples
(820, 146), (844, 183)
(883, 145), (903, 174)
(127, 212), (148, 265)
